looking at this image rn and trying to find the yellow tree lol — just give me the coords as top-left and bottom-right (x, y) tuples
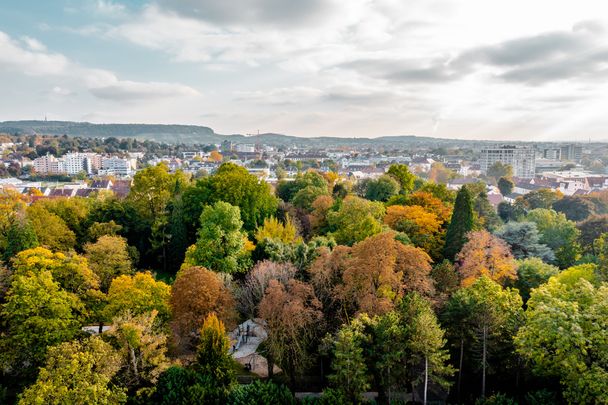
(384, 205), (442, 253)
(456, 231), (517, 287)
(105, 272), (171, 323)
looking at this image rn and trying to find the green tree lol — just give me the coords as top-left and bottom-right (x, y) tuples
(328, 319), (371, 403)
(474, 191), (502, 231)
(184, 162), (278, 232)
(229, 380), (295, 405)
(387, 164), (416, 194)
(26, 204), (76, 252)
(552, 196), (595, 222)
(487, 162), (513, 180)
(292, 185), (330, 211)
(327, 196), (385, 246)
(196, 313), (235, 395)
(494, 222), (554, 262)
(497, 177), (514, 196)
(401, 293), (454, 405)
(364, 175), (400, 202)
(444, 277), (523, 399)
(526, 208), (580, 267)
(516, 274), (608, 403)
(0, 271), (84, 380)
(84, 235), (133, 293)
(444, 186), (475, 260)
(18, 336), (125, 405)
(276, 171), (328, 203)
(514, 258), (559, 302)
(521, 189), (562, 210)
(184, 201), (249, 274)
(2, 219), (38, 263)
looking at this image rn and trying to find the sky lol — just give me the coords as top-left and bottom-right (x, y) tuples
(1, 0), (608, 141)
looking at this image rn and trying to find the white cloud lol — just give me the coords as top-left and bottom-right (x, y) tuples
(0, 30), (199, 102)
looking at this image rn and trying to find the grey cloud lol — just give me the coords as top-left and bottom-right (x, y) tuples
(341, 23), (608, 86)
(339, 58), (462, 84)
(455, 32), (585, 67)
(89, 81), (199, 101)
(158, 0), (337, 27)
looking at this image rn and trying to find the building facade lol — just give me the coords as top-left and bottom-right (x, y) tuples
(480, 145), (536, 179)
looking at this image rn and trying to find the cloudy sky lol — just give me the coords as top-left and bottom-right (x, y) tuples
(1, 0), (608, 140)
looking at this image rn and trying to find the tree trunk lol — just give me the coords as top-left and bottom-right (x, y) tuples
(98, 321), (104, 334)
(482, 325), (487, 399)
(457, 338), (464, 402)
(424, 355), (428, 405)
(130, 346), (139, 384)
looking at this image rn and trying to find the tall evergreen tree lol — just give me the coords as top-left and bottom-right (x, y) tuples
(444, 186), (474, 260)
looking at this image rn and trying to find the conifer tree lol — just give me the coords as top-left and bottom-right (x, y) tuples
(444, 186), (474, 260)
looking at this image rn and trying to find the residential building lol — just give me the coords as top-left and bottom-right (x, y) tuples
(480, 145), (535, 179)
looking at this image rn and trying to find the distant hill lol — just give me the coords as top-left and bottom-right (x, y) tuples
(0, 120), (506, 148)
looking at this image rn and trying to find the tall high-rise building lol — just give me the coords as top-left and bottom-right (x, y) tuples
(480, 145), (536, 179)
(560, 144), (583, 162)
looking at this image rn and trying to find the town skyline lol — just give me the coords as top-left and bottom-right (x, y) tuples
(1, 1), (608, 141)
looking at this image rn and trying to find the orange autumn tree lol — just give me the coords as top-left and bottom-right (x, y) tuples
(170, 266), (237, 353)
(405, 191), (453, 223)
(456, 230), (517, 287)
(310, 232), (434, 321)
(258, 278), (323, 388)
(384, 205), (443, 256)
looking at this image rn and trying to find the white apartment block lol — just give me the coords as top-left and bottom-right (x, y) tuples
(99, 156), (135, 176)
(480, 146), (536, 179)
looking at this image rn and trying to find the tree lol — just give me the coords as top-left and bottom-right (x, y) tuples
(474, 191), (502, 231)
(196, 313), (235, 393)
(11, 247), (99, 298)
(401, 293), (454, 404)
(84, 235), (133, 293)
(494, 222), (554, 262)
(525, 208), (580, 267)
(236, 260), (297, 318)
(309, 195), (335, 234)
(2, 219), (38, 263)
(428, 163), (457, 184)
(26, 203), (76, 252)
(403, 191), (453, 223)
(497, 201), (526, 223)
(364, 175), (400, 202)
(184, 201), (249, 274)
(444, 277), (523, 399)
(276, 171), (328, 203)
(514, 258), (559, 302)
(387, 164), (416, 194)
(258, 279), (323, 390)
(456, 231), (517, 287)
(327, 196), (385, 246)
(497, 177), (514, 196)
(105, 272), (171, 323)
(108, 310), (170, 390)
(487, 162), (513, 180)
(515, 275), (608, 403)
(229, 380), (295, 405)
(0, 271), (84, 380)
(18, 336), (125, 405)
(184, 162), (278, 231)
(577, 215), (608, 255)
(255, 216), (300, 245)
(310, 232), (434, 321)
(384, 205), (443, 253)
(521, 189), (562, 210)
(170, 266), (237, 353)
(444, 186), (475, 260)
(552, 196), (595, 222)
(292, 186), (330, 211)
(328, 319), (370, 403)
